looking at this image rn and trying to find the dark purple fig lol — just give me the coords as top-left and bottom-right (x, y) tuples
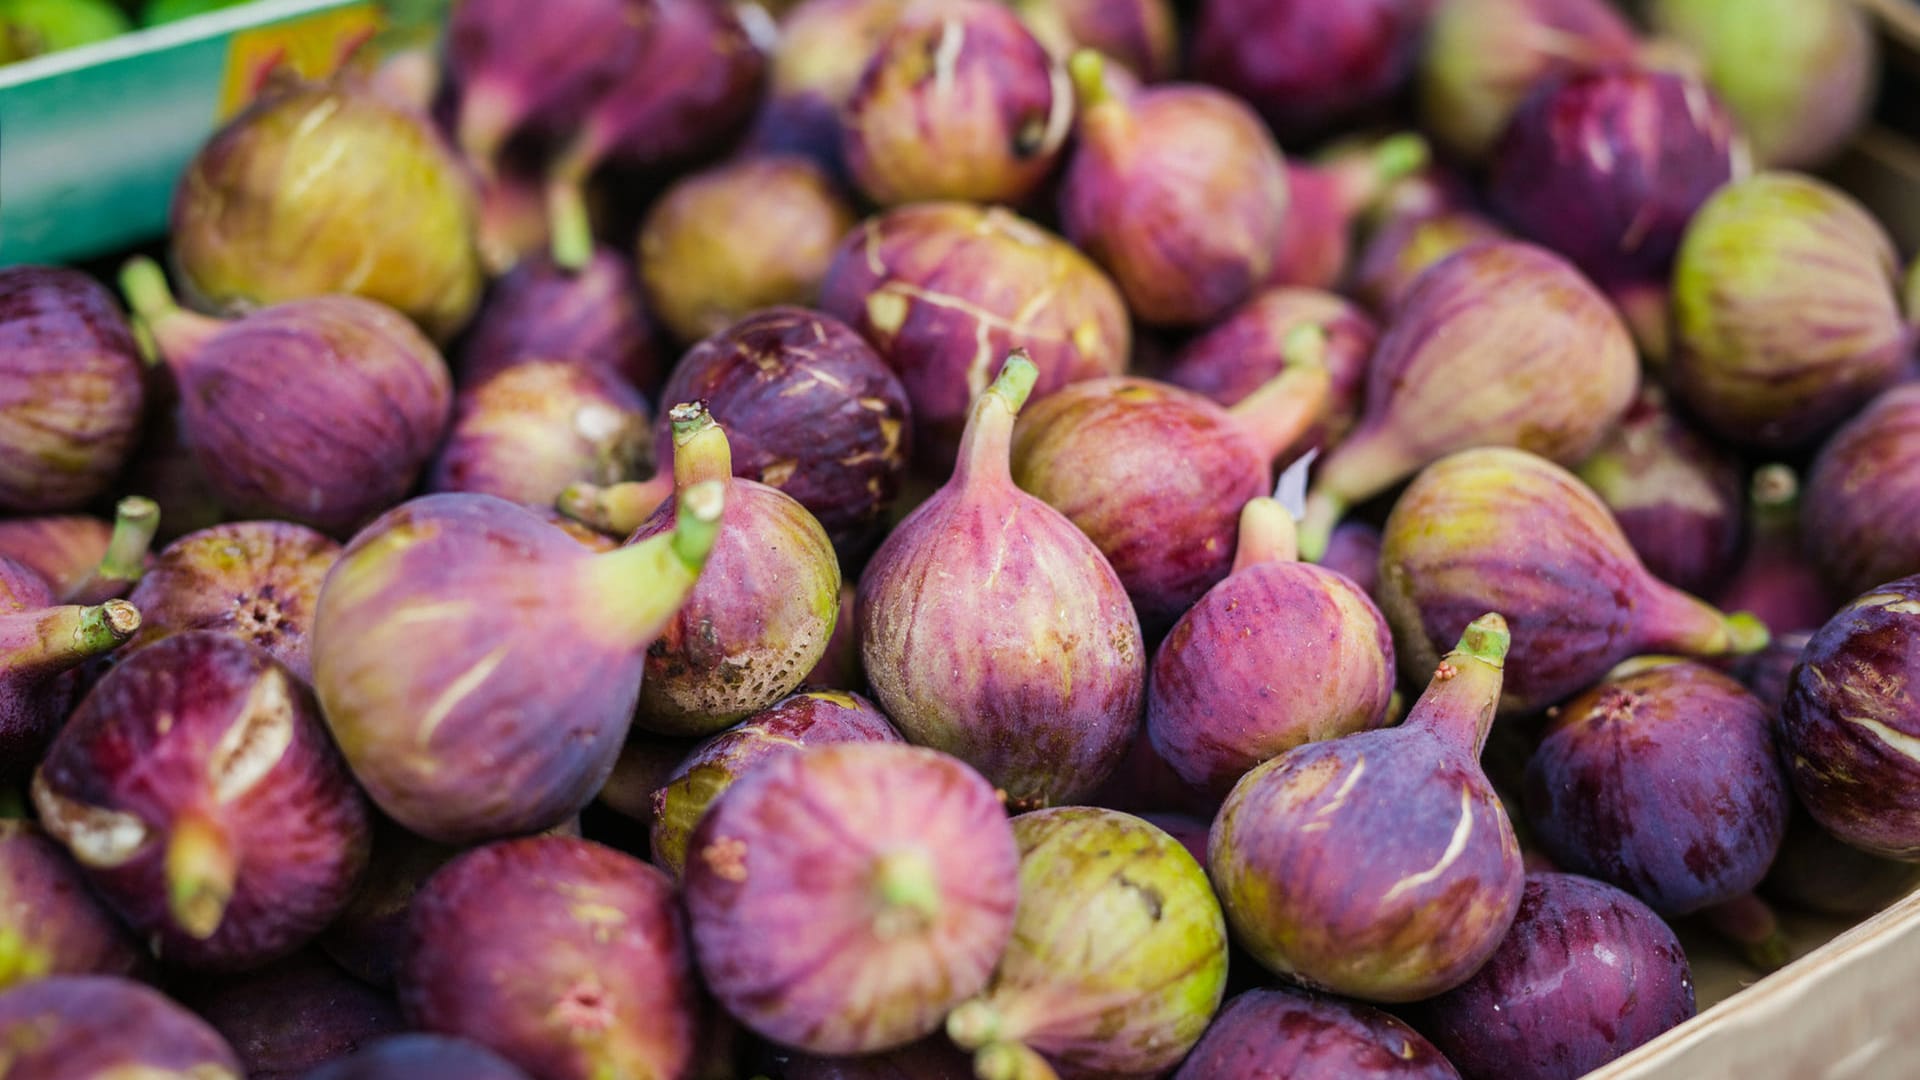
(428, 361), (649, 508)
(400, 836), (700, 1080)
(649, 688), (900, 879)
(0, 512), (111, 600)
(759, 1035), (975, 1079)
(1736, 629), (1811, 717)
(945, 807), (1227, 1076)
(0, 975), (241, 1078)
(1147, 499), (1395, 798)
(1377, 448), (1767, 714)
(841, 0), (1069, 208)
(120, 258), (453, 538)
(1670, 172), (1913, 450)
(1351, 208), (1510, 317)
(459, 248), (663, 392)
(685, 742), (1019, 1054)
(31, 634), (370, 971)
(1175, 986), (1458, 1079)
(1781, 577), (1920, 858)
(1010, 0), (1175, 82)
(1061, 55), (1290, 327)
(858, 356), (1145, 807)
(1296, 242), (1639, 562)
(1269, 134), (1430, 292)
(1802, 384), (1920, 599)
(746, 0), (907, 178)
(0, 819), (147, 990)
(1, 583), (141, 784)
(0, 266), (146, 512)
(312, 485), (723, 843)
(1718, 465), (1837, 636)
(1211, 615), (1525, 1002)
(1764, 806), (1920, 918)
(598, 731), (699, 828)
(183, 951), (402, 1078)
(1190, 0), (1426, 142)
(119, 372), (229, 544)
(1408, 872), (1695, 1080)
(305, 1034), (533, 1080)
(1320, 521), (1382, 598)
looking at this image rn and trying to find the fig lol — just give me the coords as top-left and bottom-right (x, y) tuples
(1351, 208), (1510, 317)
(0, 819), (147, 990)
(0, 976), (241, 1079)
(1085, 727), (1218, 820)
(1191, 0), (1427, 142)
(458, 248), (663, 392)
(312, 484), (723, 843)
(0, 266), (146, 512)
(1408, 872), (1695, 1080)
(121, 258), (453, 538)
(747, 0), (907, 177)
(429, 361), (649, 508)
(1147, 499), (1395, 798)
(946, 807), (1227, 1076)
(1009, 0), (1175, 82)
(841, 0), (1069, 208)
(1210, 615), (1525, 1002)
(119, 370), (229, 544)
(859, 355), (1145, 807)
(1735, 629), (1810, 719)
(1376, 448), (1765, 714)
(649, 688), (901, 879)
(0, 0), (128, 59)
(819, 202), (1128, 467)
(1669, 172), (1913, 449)
(1175, 986), (1458, 1079)
(305, 1034), (533, 1080)
(1802, 384), (1920, 599)
(0, 512), (111, 601)
(1320, 521), (1383, 598)
(597, 732), (698, 829)
(183, 951), (403, 1079)
(1270, 134), (1431, 292)
(1060, 54), (1289, 327)
(1717, 465), (1837, 636)
(806, 582), (865, 689)
(1765, 807), (1920, 918)
(317, 817), (462, 987)
(1297, 242), (1639, 561)
(1780, 577), (1920, 858)
(0, 582), (141, 784)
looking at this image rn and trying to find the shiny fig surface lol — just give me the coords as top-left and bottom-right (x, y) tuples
(1802, 384), (1920, 599)
(0, 819), (148, 990)
(0, 975), (242, 1079)
(428, 360), (650, 508)
(1175, 986), (1458, 1079)
(458, 248), (663, 392)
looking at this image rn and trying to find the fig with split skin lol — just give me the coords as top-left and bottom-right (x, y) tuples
(1802, 384), (1920, 600)
(1009, 0), (1175, 83)
(1269, 133), (1431, 292)
(1717, 465), (1837, 636)
(1174, 986), (1459, 1079)
(0, 975), (242, 1080)
(0, 566), (143, 783)
(304, 1034), (533, 1080)
(457, 248), (663, 392)
(1190, 0), (1427, 143)
(428, 360), (650, 509)
(0, 819), (148, 990)
(181, 950), (403, 1079)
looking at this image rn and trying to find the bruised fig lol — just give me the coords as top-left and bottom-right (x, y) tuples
(1270, 134), (1430, 292)
(428, 361), (649, 508)
(0, 976), (241, 1079)
(1296, 242), (1638, 561)
(0, 820), (147, 990)
(859, 355), (1145, 807)
(458, 249), (663, 392)
(1209, 615), (1525, 1002)
(1718, 465), (1837, 636)
(183, 951), (403, 1079)
(1009, 0), (1175, 82)
(313, 485), (723, 843)
(1377, 448), (1766, 714)
(686, 742), (1018, 1054)
(305, 1034), (532, 1080)
(0, 577), (141, 783)
(1765, 807), (1920, 918)
(1191, 0), (1427, 142)
(1175, 987), (1458, 1079)
(31, 633), (371, 971)
(945, 807), (1228, 1077)
(1351, 207), (1510, 317)
(1802, 385), (1920, 599)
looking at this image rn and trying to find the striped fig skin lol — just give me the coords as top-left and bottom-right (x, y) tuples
(1011, 0), (1177, 83)
(428, 360), (650, 508)
(305, 1034), (532, 1080)
(0, 513), (111, 600)
(0, 976), (242, 1080)
(457, 249), (662, 391)
(0, 821), (149, 990)
(1175, 987), (1458, 1079)
(1351, 208), (1509, 316)
(1803, 384), (1920, 599)
(0, 267), (145, 513)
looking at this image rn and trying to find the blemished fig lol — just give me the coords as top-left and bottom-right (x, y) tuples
(1191, 0), (1427, 142)
(1320, 521), (1383, 598)
(746, 0), (907, 178)
(1351, 207), (1510, 317)
(0, 573), (142, 783)
(428, 360), (649, 508)
(120, 258), (453, 538)
(304, 1034), (533, 1080)
(1295, 241), (1639, 562)
(597, 731), (698, 829)
(1209, 615), (1526, 1003)
(1061, 53), (1289, 327)
(170, 80), (481, 342)
(1669, 172), (1913, 450)
(649, 689), (901, 879)
(32, 633), (371, 971)
(1408, 873), (1695, 1080)
(946, 807), (1228, 1077)
(0, 976), (242, 1079)
(1269, 134), (1430, 292)
(859, 355), (1145, 807)
(1765, 807), (1920, 919)
(1377, 448), (1767, 714)
(312, 485), (723, 843)
(1175, 986), (1459, 1079)
(684, 742), (1020, 1055)
(1009, 0), (1175, 82)
(0, 266), (146, 512)
(457, 248), (663, 392)
(317, 817), (462, 987)
(182, 950), (403, 1079)
(1147, 499), (1395, 798)
(0, 819), (148, 990)
(1718, 465), (1837, 636)
(1802, 384), (1920, 599)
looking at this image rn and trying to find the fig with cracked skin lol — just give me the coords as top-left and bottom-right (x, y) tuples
(428, 360), (650, 509)
(1175, 986), (1459, 1079)
(0, 567), (143, 783)
(1802, 384), (1920, 600)
(0, 819), (149, 990)
(457, 248), (663, 392)
(0, 976), (242, 1079)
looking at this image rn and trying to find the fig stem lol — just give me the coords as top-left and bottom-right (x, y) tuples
(1228, 323), (1332, 464)
(1638, 580), (1770, 658)
(1404, 613), (1509, 755)
(946, 999), (1001, 1049)
(871, 847), (941, 934)
(166, 810), (236, 941)
(65, 497), (160, 604)
(1067, 49), (1109, 111)
(668, 402), (734, 488)
(546, 176), (596, 272)
(1704, 892), (1792, 973)
(0, 600), (141, 681)
(1294, 490), (1346, 564)
(1232, 497), (1298, 572)
(1324, 132), (1430, 214)
(578, 480), (726, 648)
(117, 257), (222, 368)
(975, 1041), (1061, 1080)
(1749, 464), (1799, 533)
(556, 478), (673, 538)
(1296, 428), (1414, 562)
(952, 353), (1039, 489)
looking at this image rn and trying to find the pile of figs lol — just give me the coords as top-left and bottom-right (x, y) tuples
(4, 0), (1919, 1077)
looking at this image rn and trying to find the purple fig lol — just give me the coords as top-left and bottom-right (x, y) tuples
(182, 951), (402, 1079)
(0, 266), (146, 512)
(1802, 384), (1920, 599)
(1377, 448), (1767, 714)
(1765, 806), (1920, 919)
(312, 485), (723, 843)
(458, 248), (664, 392)
(1209, 615), (1525, 1002)
(1085, 727), (1218, 819)
(1269, 134), (1431, 292)
(0, 512), (111, 600)
(428, 361), (649, 508)
(31, 633), (371, 970)
(1139, 810), (1211, 868)
(598, 731), (699, 828)
(1296, 242), (1639, 562)
(1408, 873), (1695, 1080)
(649, 688), (901, 878)
(1321, 521), (1383, 598)
(1718, 465), (1837, 636)
(1010, 0), (1175, 82)
(0, 820), (148, 990)
(1352, 207), (1511, 317)
(120, 258), (453, 538)
(119, 371), (229, 544)
(0, 976), (242, 1079)
(400, 836), (700, 1080)
(1736, 629), (1811, 718)
(1061, 55), (1290, 327)
(760, 1035), (975, 1079)
(1190, 0), (1427, 142)
(685, 742), (1018, 1054)
(305, 1034), (533, 1080)
(1175, 986), (1459, 1079)
(858, 355), (1145, 807)
(1, 580), (141, 784)
(746, 0), (908, 177)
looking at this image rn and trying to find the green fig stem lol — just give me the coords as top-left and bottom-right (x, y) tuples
(871, 848), (941, 938)
(546, 170), (596, 272)
(1295, 490), (1346, 564)
(1, 600), (141, 681)
(557, 478), (674, 538)
(1323, 132), (1430, 215)
(1637, 579), (1770, 658)
(974, 1042), (1061, 1080)
(946, 1000), (1002, 1050)
(118, 257), (222, 369)
(1295, 427), (1409, 563)
(1750, 464), (1799, 535)
(167, 810), (236, 941)
(1704, 892), (1792, 973)
(1066, 49), (1109, 111)
(668, 402), (734, 488)
(579, 480), (726, 649)
(1405, 613), (1510, 755)
(1229, 324), (1332, 465)
(1232, 497), (1298, 572)
(65, 497), (159, 605)
(953, 353), (1040, 489)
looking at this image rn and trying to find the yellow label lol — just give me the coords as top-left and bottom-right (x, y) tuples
(216, 3), (385, 120)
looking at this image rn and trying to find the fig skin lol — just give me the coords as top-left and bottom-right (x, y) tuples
(0, 572), (143, 781)
(1174, 986), (1459, 1080)
(31, 633), (371, 971)
(317, 817), (463, 987)
(0, 266), (147, 513)
(457, 248), (663, 392)
(0, 512), (111, 600)
(1407, 873), (1695, 1080)
(123, 520), (341, 684)
(1009, 0), (1175, 83)
(400, 836), (701, 1080)
(685, 742), (1019, 1055)
(1320, 522), (1383, 598)
(858, 356), (1146, 808)
(946, 807), (1229, 1077)
(1377, 448), (1767, 715)
(0, 820), (148, 990)
(746, 0), (908, 179)
(428, 360), (650, 508)
(182, 950), (403, 1079)
(0, 975), (242, 1079)
(1780, 577), (1920, 858)
(1209, 615), (1526, 1003)
(1802, 384), (1920, 599)
(1718, 466), (1838, 637)
(649, 688), (902, 879)
(597, 731), (698, 829)
(1351, 207), (1510, 317)
(1268, 134), (1431, 293)
(304, 1034), (533, 1080)
(1764, 807), (1920, 919)
(1191, 0), (1427, 142)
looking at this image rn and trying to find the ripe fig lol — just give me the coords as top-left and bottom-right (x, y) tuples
(119, 372), (228, 544)
(1765, 807), (1920, 919)
(0, 820), (147, 990)
(1209, 615), (1526, 1002)
(429, 361), (649, 508)
(1802, 384), (1920, 599)
(0, 976), (241, 1079)
(684, 742), (1020, 1054)
(182, 950), (403, 1079)
(1718, 465), (1837, 636)
(747, 0), (907, 177)
(859, 356), (1145, 807)
(1175, 986), (1458, 1079)
(1269, 134), (1430, 292)
(1191, 0), (1427, 142)
(305, 1034), (532, 1080)
(0, 512), (111, 601)
(458, 248), (663, 392)
(1009, 0), (1175, 82)
(1377, 448), (1766, 714)
(312, 485), (723, 843)
(1321, 521), (1383, 598)
(1735, 629), (1810, 718)
(1351, 207), (1510, 317)
(316, 817), (462, 987)
(0, 579), (141, 784)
